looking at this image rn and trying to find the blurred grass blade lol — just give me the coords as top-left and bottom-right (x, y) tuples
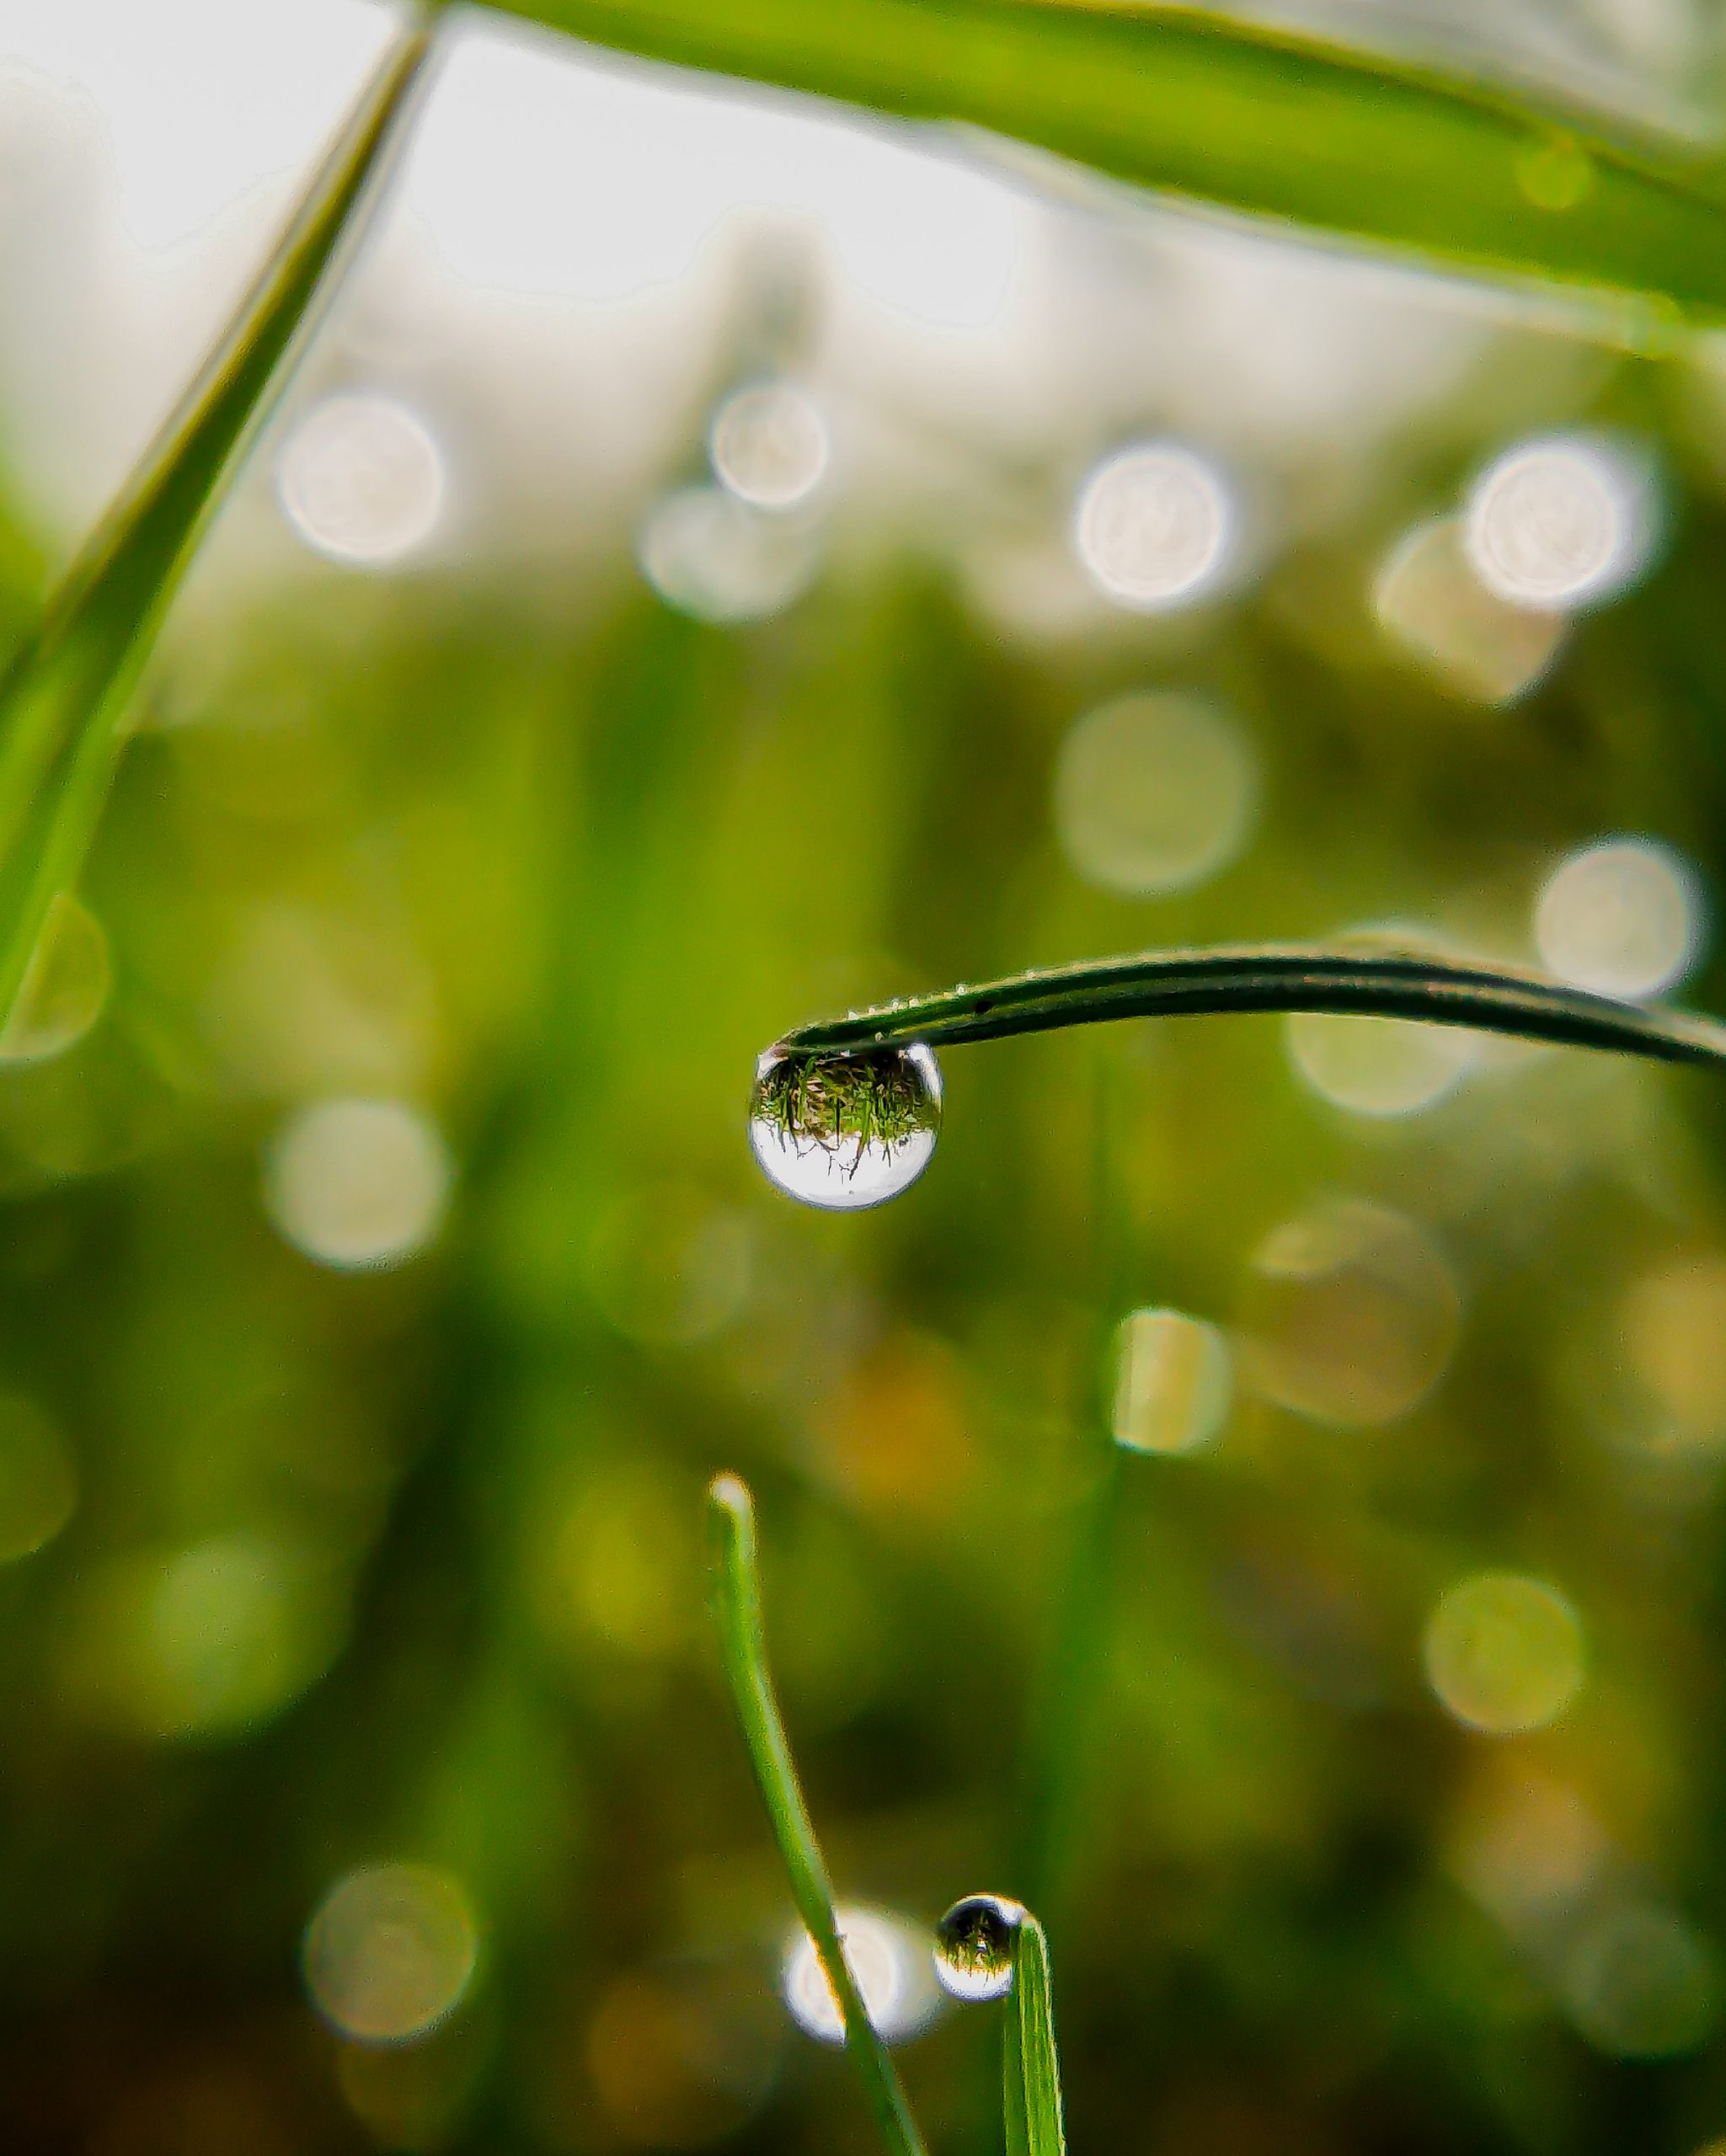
(775, 942), (1726, 1069)
(0, 19), (437, 1029)
(706, 1476), (928, 2156)
(490, 0), (1726, 319)
(1010, 1916), (1066, 2156)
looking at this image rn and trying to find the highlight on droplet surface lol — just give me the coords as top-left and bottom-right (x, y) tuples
(933, 1893), (1025, 2002)
(1463, 434), (1654, 611)
(710, 382), (829, 510)
(1054, 691), (1259, 896)
(1112, 1309), (1232, 1456)
(782, 1905), (942, 2045)
(275, 394), (446, 567)
(1240, 1198), (1461, 1427)
(748, 1045), (941, 1211)
(1533, 836), (1703, 1000)
(1560, 1897), (1719, 2058)
(305, 1862), (481, 2046)
(1072, 443), (1234, 610)
(0, 1395), (76, 1562)
(1423, 1572), (1586, 1735)
(1373, 515), (1567, 704)
(0, 894), (112, 1065)
(265, 1098), (452, 1271)
(639, 485), (820, 623)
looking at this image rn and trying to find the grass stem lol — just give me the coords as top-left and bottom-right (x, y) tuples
(707, 1475), (928, 2156)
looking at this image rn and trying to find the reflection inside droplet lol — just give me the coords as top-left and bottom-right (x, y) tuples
(1374, 515), (1566, 704)
(1424, 1572), (1585, 1735)
(749, 1046), (941, 1211)
(1534, 836), (1702, 1000)
(0, 894), (111, 1065)
(265, 1098), (452, 1271)
(639, 486), (820, 622)
(304, 1863), (481, 2045)
(1464, 434), (1652, 611)
(1112, 1309), (1232, 1455)
(275, 394), (446, 567)
(783, 1906), (941, 2045)
(710, 382), (829, 510)
(1240, 1198), (1460, 1426)
(1072, 443), (1233, 610)
(933, 1894), (1024, 2002)
(1055, 692), (1258, 896)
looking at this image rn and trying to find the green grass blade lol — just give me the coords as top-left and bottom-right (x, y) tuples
(486, 0), (1726, 319)
(1011, 1915), (1066, 2156)
(0, 19), (437, 1027)
(706, 1476), (929, 2156)
(773, 942), (1726, 1070)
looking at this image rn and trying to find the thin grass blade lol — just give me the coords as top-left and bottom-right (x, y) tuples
(488, 0), (1726, 320)
(1011, 1915), (1066, 2156)
(773, 942), (1726, 1070)
(706, 1476), (928, 2156)
(0, 19), (437, 1027)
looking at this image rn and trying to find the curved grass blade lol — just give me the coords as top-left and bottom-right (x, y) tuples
(772, 942), (1726, 1070)
(706, 1476), (928, 2156)
(490, 0), (1726, 321)
(1007, 1914), (1066, 2156)
(0, 19), (437, 1030)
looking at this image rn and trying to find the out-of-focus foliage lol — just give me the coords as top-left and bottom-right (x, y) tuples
(6, 3), (1726, 2154)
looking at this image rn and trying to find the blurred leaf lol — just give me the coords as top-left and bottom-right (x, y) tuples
(778, 942), (1726, 1065)
(0, 19), (436, 1030)
(706, 1474), (927, 2156)
(486, 0), (1726, 317)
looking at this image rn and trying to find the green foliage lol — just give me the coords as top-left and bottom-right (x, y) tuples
(1007, 1915), (1066, 2156)
(488, 0), (1726, 318)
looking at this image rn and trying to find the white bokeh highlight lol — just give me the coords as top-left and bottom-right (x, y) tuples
(1072, 445), (1233, 611)
(275, 394), (446, 566)
(710, 382), (828, 510)
(1534, 837), (1703, 1000)
(783, 1906), (942, 2047)
(1464, 435), (1653, 612)
(265, 1098), (452, 1270)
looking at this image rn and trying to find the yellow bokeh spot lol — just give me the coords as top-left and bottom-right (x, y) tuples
(1112, 1309), (1232, 1455)
(1424, 1572), (1585, 1735)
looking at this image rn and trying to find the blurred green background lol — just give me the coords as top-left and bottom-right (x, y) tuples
(6, 3), (1726, 2151)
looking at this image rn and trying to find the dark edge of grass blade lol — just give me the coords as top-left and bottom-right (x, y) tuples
(0, 16), (439, 1029)
(772, 944), (1726, 1070)
(706, 1476), (929, 2156)
(1012, 1915), (1066, 2156)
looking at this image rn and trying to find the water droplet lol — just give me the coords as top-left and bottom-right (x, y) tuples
(748, 1045), (941, 1212)
(933, 1894), (1024, 2002)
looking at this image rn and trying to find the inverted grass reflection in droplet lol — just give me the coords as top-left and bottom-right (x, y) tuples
(1464, 434), (1653, 611)
(933, 1893), (1024, 2002)
(1072, 443), (1233, 610)
(275, 394), (445, 567)
(1424, 1572), (1585, 1734)
(1534, 836), (1702, 1000)
(711, 382), (828, 510)
(0, 894), (111, 1065)
(1112, 1309), (1232, 1455)
(749, 1046), (941, 1211)
(305, 1862), (480, 2046)
(782, 1905), (941, 2045)
(1055, 692), (1258, 896)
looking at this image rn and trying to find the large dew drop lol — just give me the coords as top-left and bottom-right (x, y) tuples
(748, 1045), (942, 1212)
(933, 1893), (1025, 2002)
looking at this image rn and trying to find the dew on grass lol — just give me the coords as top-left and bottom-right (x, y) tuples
(933, 1894), (1025, 2002)
(748, 1045), (941, 1211)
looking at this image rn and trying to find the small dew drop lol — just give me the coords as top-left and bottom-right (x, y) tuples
(748, 1045), (941, 1212)
(934, 1895), (1024, 2002)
